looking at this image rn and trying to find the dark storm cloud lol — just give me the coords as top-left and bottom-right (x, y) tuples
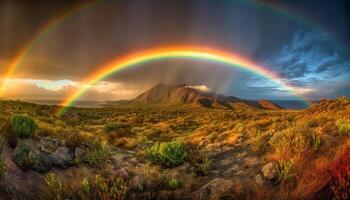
(0, 0), (349, 100)
(270, 31), (350, 82)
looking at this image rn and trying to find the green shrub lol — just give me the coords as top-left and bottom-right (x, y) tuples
(277, 159), (296, 183)
(103, 123), (119, 133)
(146, 141), (187, 167)
(83, 146), (111, 168)
(46, 173), (63, 200)
(195, 156), (213, 176)
(156, 173), (180, 190)
(10, 114), (36, 138)
(336, 119), (350, 136)
(167, 178), (179, 190)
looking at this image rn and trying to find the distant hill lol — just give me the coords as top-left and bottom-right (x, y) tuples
(131, 83), (283, 110)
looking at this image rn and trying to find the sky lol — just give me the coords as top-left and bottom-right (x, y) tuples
(0, 0), (349, 101)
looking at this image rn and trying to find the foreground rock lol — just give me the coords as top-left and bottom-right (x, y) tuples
(261, 162), (277, 180)
(193, 178), (236, 200)
(50, 147), (73, 168)
(28, 150), (52, 172)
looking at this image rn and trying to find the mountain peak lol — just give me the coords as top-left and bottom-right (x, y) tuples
(133, 83), (283, 110)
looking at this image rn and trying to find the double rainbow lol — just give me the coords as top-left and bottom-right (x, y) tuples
(58, 47), (309, 114)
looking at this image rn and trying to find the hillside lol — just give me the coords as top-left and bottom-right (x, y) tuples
(0, 97), (349, 200)
(133, 83), (282, 110)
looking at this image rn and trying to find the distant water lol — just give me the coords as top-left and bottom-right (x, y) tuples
(22, 99), (314, 109)
(23, 100), (105, 108)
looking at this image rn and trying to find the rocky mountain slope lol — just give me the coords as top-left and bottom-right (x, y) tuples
(133, 83), (282, 110)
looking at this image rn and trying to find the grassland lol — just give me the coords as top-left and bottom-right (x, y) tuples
(0, 97), (349, 199)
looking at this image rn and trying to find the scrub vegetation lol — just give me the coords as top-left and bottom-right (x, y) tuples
(0, 97), (349, 199)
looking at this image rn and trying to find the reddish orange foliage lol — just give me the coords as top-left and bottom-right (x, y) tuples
(331, 147), (350, 200)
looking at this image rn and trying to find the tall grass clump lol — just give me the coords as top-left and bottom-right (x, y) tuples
(83, 145), (111, 168)
(277, 159), (296, 183)
(270, 123), (321, 154)
(46, 173), (63, 200)
(81, 174), (127, 200)
(10, 114), (37, 138)
(146, 140), (187, 167)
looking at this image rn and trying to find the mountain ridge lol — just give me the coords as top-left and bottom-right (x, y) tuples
(132, 83), (282, 110)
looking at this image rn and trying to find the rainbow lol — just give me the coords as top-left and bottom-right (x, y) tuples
(1, 0), (343, 99)
(58, 47), (310, 114)
(0, 0), (102, 97)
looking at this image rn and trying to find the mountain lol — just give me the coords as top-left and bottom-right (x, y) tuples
(257, 100), (283, 110)
(132, 83), (283, 110)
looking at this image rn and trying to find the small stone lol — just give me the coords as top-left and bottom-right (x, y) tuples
(261, 162), (277, 180)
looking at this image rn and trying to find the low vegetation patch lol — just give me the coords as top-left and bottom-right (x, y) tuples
(81, 174), (128, 200)
(336, 119), (350, 136)
(146, 140), (187, 167)
(103, 122), (120, 133)
(10, 114), (37, 138)
(83, 145), (111, 168)
(270, 123), (321, 154)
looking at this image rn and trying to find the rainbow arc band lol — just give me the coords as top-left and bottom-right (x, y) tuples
(58, 47), (310, 115)
(1, 0), (342, 99)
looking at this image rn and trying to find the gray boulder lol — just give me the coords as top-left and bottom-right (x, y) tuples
(12, 139), (39, 169)
(261, 162), (277, 180)
(50, 147), (73, 168)
(28, 150), (52, 172)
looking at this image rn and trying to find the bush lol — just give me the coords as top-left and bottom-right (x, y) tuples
(330, 148), (350, 200)
(167, 178), (179, 190)
(10, 114), (36, 138)
(195, 156), (213, 176)
(103, 123), (119, 133)
(83, 146), (111, 168)
(270, 123), (320, 154)
(81, 174), (127, 200)
(251, 131), (271, 154)
(336, 119), (350, 136)
(46, 173), (63, 200)
(277, 159), (296, 183)
(146, 141), (187, 167)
